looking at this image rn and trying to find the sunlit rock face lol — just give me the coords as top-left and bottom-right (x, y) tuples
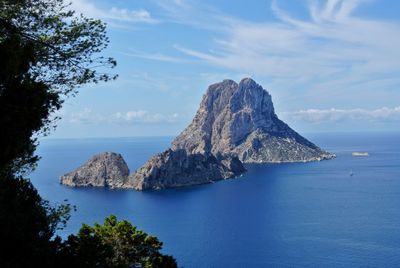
(172, 78), (334, 163)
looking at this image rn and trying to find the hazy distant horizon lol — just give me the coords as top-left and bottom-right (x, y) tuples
(42, 130), (400, 140)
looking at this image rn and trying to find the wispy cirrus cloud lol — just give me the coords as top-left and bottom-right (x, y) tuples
(121, 50), (186, 63)
(280, 106), (400, 123)
(66, 108), (179, 124)
(70, 0), (158, 24)
(164, 0), (400, 96)
(114, 110), (179, 123)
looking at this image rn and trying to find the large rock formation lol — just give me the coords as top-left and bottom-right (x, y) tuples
(60, 78), (334, 190)
(130, 78), (333, 190)
(60, 152), (130, 188)
(171, 78), (334, 163)
(130, 149), (245, 190)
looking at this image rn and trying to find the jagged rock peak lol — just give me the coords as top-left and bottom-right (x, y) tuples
(60, 152), (131, 188)
(172, 78), (334, 163)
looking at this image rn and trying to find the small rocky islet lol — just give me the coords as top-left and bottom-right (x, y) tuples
(60, 152), (131, 188)
(60, 78), (335, 190)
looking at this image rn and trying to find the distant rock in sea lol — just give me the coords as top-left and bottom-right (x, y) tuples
(60, 152), (130, 188)
(172, 78), (334, 163)
(60, 78), (334, 190)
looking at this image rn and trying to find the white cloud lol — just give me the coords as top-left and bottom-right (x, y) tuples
(70, 0), (158, 24)
(68, 108), (103, 123)
(109, 8), (157, 23)
(280, 106), (400, 123)
(65, 108), (179, 124)
(168, 0), (400, 94)
(121, 51), (186, 63)
(114, 110), (179, 123)
(174, 45), (220, 63)
(309, 0), (361, 22)
(153, 0), (225, 30)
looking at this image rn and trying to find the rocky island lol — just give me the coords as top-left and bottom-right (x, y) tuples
(171, 78), (333, 163)
(60, 152), (131, 188)
(61, 78), (335, 190)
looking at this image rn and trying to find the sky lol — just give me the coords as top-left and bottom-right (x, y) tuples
(51, 0), (400, 138)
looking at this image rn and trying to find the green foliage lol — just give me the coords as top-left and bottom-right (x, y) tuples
(0, 173), (72, 267)
(0, 0), (116, 175)
(0, 176), (177, 267)
(62, 215), (177, 268)
(0, 0), (117, 95)
(0, 33), (60, 174)
(0, 1), (177, 267)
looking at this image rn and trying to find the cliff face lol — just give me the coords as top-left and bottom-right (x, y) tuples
(130, 78), (333, 190)
(172, 78), (334, 163)
(129, 149), (245, 190)
(60, 78), (334, 190)
(60, 152), (130, 188)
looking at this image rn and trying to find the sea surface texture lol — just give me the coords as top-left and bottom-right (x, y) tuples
(31, 132), (400, 267)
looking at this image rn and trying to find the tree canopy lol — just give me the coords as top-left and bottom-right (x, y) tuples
(1, 0), (117, 94)
(0, 0), (117, 175)
(0, 0), (177, 267)
(0, 174), (72, 267)
(62, 215), (177, 268)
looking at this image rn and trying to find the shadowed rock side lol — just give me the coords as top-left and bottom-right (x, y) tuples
(172, 78), (335, 163)
(129, 149), (245, 190)
(60, 152), (130, 188)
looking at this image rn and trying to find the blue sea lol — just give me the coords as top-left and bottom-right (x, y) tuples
(31, 132), (400, 267)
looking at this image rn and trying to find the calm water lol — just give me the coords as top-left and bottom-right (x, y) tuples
(31, 133), (400, 267)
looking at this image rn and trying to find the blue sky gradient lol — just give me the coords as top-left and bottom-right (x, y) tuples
(52, 0), (400, 138)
